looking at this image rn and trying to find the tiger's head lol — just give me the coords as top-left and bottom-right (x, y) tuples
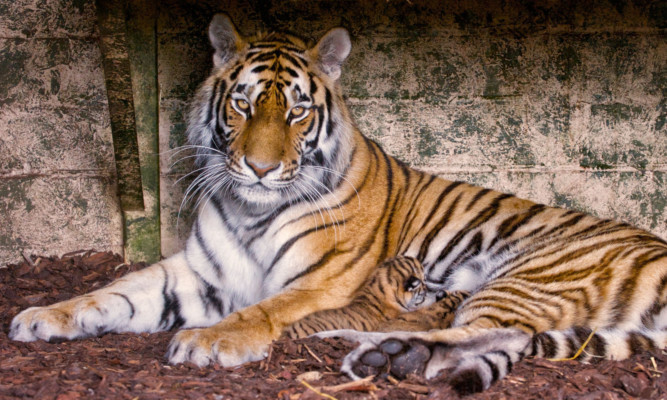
(187, 14), (355, 208)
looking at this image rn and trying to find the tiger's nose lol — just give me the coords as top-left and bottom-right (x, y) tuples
(245, 158), (280, 178)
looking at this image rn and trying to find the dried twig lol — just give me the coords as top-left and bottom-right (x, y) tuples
(22, 251), (35, 267)
(304, 344), (323, 363)
(321, 375), (377, 393)
(548, 329), (597, 362)
(299, 379), (338, 400)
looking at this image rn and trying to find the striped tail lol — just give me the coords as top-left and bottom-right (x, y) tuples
(450, 326), (667, 395)
(332, 325), (667, 396)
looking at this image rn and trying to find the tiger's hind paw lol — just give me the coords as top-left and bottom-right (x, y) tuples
(335, 328), (531, 394)
(340, 336), (444, 380)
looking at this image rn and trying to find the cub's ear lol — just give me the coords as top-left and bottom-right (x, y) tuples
(309, 28), (351, 80)
(208, 13), (246, 68)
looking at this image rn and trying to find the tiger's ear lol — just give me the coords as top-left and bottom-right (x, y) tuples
(208, 14), (246, 68)
(309, 28), (351, 80)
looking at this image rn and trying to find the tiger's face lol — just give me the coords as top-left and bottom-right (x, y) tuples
(187, 15), (353, 207)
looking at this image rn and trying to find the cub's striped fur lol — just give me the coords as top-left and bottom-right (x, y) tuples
(10, 14), (667, 394)
(285, 256), (468, 338)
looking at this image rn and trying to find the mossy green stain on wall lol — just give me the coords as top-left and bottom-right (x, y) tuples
(417, 127), (438, 158)
(0, 44), (29, 107)
(554, 44), (581, 83)
(591, 103), (644, 123)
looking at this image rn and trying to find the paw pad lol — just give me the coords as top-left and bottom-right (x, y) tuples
(388, 341), (430, 378)
(354, 339), (432, 379)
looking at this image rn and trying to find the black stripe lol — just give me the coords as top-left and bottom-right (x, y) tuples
(488, 204), (547, 249)
(268, 219), (344, 275)
(466, 188), (492, 211)
(565, 336), (576, 357)
(379, 155), (398, 262)
(251, 65), (269, 73)
(325, 88), (334, 137)
(110, 292), (135, 319)
(229, 65), (243, 80)
(418, 190), (464, 261)
(158, 266), (185, 330)
(535, 332), (558, 358)
(213, 80), (228, 145)
(283, 247), (351, 288)
(305, 105), (324, 149)
(206, 77), (222, 125)
(629, 331), (653, 353)
(280, 51), (305, 69)
(433, 194), (513, 276)
(194, 220), (224, 279)
(588, 331), (607, 357)
(495, 350), (513, 373)
(447, 231), (484, 269)
(309, 73), (318, 95)
(250, 43), (278, 49)
(284, 66), (299, 77)
(397, 174), (437, 250)
(250, 50), (279, 62)
(481, 355), (500, 382)
(201, 281), (225, 317)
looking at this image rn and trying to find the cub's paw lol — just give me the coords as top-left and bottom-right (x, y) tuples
(167, 327), (270, 367)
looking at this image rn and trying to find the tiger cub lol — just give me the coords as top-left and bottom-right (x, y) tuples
(284, 256), (469, 338)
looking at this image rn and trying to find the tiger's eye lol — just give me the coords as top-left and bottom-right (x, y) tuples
(235, 99), (250, 112)
(290, 106), (305, 117)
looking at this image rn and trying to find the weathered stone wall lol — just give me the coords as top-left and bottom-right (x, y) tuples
(0, 0), (664, 265)
(159, 0), (666, 256)
(0, 0), (123, 265)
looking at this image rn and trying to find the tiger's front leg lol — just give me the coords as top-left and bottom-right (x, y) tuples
(9, 252), (213, 342)
(166, 289), (325, 367)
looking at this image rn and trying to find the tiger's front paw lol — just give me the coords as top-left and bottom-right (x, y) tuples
(10, 306), (78, 342)
(166, 325), (270, 367)
(10, 295), (133, 342)
(10, 302), (103, 342)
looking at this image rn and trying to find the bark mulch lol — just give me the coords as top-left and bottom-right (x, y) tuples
(1, 251), (666, 399)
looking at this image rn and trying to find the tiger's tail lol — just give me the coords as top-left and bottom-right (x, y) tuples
(333, 325), (667, 395)
(449, 326), (667, 395)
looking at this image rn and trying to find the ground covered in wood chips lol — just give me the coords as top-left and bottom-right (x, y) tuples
(1, 251), (666, 399)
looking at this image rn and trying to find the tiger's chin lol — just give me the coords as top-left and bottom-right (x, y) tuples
(232, 184), (288, 208)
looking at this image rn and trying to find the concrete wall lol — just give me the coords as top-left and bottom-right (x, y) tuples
(0, 0), (122, 265)
(158, 0), (666, 257)
(0, 0), (664, 264)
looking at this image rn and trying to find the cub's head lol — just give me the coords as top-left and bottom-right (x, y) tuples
(378, 256), (434, 312)
(187, 14), (354, 207)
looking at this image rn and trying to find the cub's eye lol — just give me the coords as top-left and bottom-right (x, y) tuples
(235, 98), (250, 113)
(404, 276), (422, 292)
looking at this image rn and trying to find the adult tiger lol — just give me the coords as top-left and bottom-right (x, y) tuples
(9, 14), (667, 394)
